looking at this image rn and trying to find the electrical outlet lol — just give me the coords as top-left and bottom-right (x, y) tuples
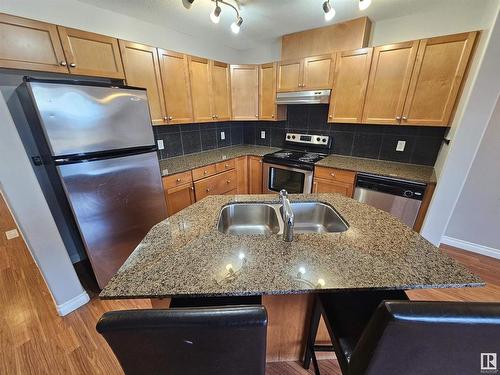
(396, 140), (406, 152)
(157, 139), (164, 150)
(261, 131), (266, 139)
(5, 229), (19, 240)
(220, 131), (225, 140)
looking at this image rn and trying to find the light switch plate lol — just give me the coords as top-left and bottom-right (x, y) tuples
(261, 131), (266, 139)
(396, 140), (406, 152)
(5, 229), (19, 240)
(220, 131), (225, 140)
(157, 139), (164, 150)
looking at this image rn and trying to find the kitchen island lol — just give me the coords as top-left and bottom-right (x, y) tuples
(100, 193), (482, 361)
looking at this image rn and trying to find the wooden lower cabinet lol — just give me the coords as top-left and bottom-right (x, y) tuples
(235, 156), (248, 194)
(194, 169), (237, 201)
(163, 182), (195, 216)
(313, 166), (356, 197)
(248, 156), (263, 194)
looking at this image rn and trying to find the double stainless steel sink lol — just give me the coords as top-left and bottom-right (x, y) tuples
(217, 201), (349, 236)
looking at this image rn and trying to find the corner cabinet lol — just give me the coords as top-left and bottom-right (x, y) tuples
(230, 64), (259, 120)
(57, 26), (125, 79)
(162, 171), (195, 216)
(277, 54), (335, 92)
(210, 60), (232, 121)
(119, 40), (166, 125)
(188, 56), (213, 122)
(313, 167), (356, 197)
(401, 32), (477, 126)
(0, 13), (68, 73)
(328, 48), (372, 123)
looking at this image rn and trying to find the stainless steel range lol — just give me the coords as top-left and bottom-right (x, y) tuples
(262, 132), (331, 194)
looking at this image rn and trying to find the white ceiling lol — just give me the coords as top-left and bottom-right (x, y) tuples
(76, 0), (485, 50)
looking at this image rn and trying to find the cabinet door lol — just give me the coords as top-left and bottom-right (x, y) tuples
(259, 63), (277, 120)
(302, 54), (335, 90)
(57, 26), (124, 79)
(0, 13), (68, 73)
(119, 41), (166, 125)
(235, 156), (248, 194)
(164, 182), (195, 216)
(188, 56), (214, 122)
(211, 60), (232, 121)
(362, 41), (418, 125)
(328, 48), (372, 123)
(277, 59), (302, 92)
(312, 178), (353, 198)
(248, 156), (263, 194)
(157, 49), (194, 124)
(402, 32), (477, 127)
(230, 64), (259, 120)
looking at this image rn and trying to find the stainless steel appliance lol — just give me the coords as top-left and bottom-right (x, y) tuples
(17, 78), (167, 288)
(354, 174), (426, 227)
(262, 132), (331, 194)
(276, 89), (331, 105)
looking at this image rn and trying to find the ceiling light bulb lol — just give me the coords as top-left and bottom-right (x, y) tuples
(210, 4), (221, 24)
(359, 0), (372, 11)
(231, 16), (243, 34)
(323, 1), (335, 21)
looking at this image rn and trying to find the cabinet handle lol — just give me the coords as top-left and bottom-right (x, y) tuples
(176, 178), (182, 182)
(255, 114), (258, 118)
(396, 116), (401, 120)
(204, 171), (208, 174)
(402, 116), (408, 120)
(271, 114), (275, 118)
(206, 188), (210, 192)
(60, 61), (67, 66)
(69, 63), (76, 68)
(330, 173), (336, 177)
(164, 116), (168, 121)
(190, 186), (194, 191)
(225, 164), (229, 167)
(329, 115), (332, 118)
(168, 116), (173, 121)
(226, 180), (231, 184)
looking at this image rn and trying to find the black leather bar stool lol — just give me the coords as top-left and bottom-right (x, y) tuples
(97, 305), (267, 375)
(303, 290), (409, 375)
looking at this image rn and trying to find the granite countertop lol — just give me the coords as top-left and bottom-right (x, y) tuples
(159, 145), (280, 176)
(159, 145), (436, 184)
(316, 155), (437, 184)
(100, 193), (482, 299)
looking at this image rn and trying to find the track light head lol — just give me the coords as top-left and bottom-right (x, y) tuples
(210, 3), (222, 24)
(323, 0), (335, 21)
(182, 0), (194, 9)
(231, 16), (243, 34)
(359, 0), (372, 11)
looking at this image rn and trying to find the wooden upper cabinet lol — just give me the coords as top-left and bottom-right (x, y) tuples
(328, 48), (373, 123)
(401, 32), (477, 127)
(259, 63), (277, 120)
(119, 40), (166, 125)
(57, 26), (124, 79)
(362, 41), (419, 125)
(211, 60), (232, 121)
(0, 13), (68, 73)
(188, 56), (214, 122)
(230, 64), (259, 120)
(277, 59), (302, 92)
(302, 54), (335, 90)
(158, 50), (193, 124)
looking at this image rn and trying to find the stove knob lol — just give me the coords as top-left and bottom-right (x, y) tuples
(287, 135), (291, 139)
(316, 137), (321, 141)
(322, 138), (327, 142)
(292, 135), (296, 139)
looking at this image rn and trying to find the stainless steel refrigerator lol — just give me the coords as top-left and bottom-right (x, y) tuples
(17, 78), (167, 288)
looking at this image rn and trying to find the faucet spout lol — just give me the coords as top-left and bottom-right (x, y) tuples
(279, 190), (294, 242)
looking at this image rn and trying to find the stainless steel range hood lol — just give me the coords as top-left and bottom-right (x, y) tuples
(276, 89), (331, 105)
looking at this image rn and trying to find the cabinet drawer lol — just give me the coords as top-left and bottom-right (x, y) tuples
(192, 164), (217, 180)
(194, 170), (237, 201)
(216, 159), (235, 173)
(163, 171), (193, 189)
(314, 167), (356, 184)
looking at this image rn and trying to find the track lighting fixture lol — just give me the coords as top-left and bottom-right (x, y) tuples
(210, 1), (221, 24)
(359, 0), (372, 11)
(322, 0), (335, 21)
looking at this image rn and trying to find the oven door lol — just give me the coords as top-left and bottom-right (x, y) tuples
(262, 162), (313, 194)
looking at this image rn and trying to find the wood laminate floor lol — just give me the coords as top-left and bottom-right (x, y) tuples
(1, 193), (499, 374)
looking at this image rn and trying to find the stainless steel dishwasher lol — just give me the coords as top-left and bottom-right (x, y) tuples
(354, 174), (426, 227)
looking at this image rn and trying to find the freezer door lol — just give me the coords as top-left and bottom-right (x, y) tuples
(28, 81), (154, 156)
(58, 151), (167, 288)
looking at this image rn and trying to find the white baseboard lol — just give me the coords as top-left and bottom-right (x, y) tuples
(56, 291), (90, 316)
(441, 236), (500, 260)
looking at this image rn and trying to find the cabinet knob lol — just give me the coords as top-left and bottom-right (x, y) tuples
(190, 186), (194, 190)
(226, 180), (231, 184)
(396, 116), (401, 120)
(330, 173), (335, 177)
(271, 114), (275, 118)
(329, 115), (332, 118)
(206, 188), (210, 192)
(204, 171), (208, 174)
(164, 116), (168, 121)
(176, 178), (181, 182)
(69, 63), (76, 68)
(225, 164), (229, 167)
(168, 116), (173, 120)
(402, 116), (408, 120)
(255, 114), (258, 118)
(60, 61), (67, 66)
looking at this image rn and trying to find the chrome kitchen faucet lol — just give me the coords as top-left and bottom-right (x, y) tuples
(279, 190), (294, 242)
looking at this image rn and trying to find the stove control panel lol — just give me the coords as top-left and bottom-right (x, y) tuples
(285, 132), (330, 146)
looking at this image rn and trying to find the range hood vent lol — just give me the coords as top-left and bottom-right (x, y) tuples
(276, 89), (331, 105)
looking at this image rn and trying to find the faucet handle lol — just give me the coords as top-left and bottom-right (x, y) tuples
(279, 189), (288, 203)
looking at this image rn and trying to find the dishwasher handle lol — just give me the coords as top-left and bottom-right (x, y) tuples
(356, 174), (426, 201)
